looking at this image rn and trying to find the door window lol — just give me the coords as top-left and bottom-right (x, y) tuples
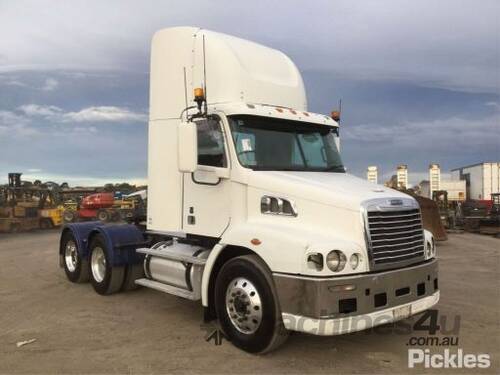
(196, 118), (227, 168)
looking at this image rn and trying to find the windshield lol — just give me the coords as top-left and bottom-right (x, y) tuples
(228, 115), (344, 172)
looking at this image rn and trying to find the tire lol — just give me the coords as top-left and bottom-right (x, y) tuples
(63, 210), (76, 223)
(215, 255), (289, 354)
(88, 234), (125, 295)
(61, 231), (89, 283)
(121, 263), (145, 291)
(97, 209), (109, 222)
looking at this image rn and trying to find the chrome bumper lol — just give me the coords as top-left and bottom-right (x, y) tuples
(273, 259), (438, 334)
(282, 291), (439, 336)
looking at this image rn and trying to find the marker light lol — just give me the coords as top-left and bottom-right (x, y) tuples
(194, 87), (205, 100)
(331, 110), (341, 121)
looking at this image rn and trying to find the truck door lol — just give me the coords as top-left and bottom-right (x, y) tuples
(182, 116), (231, 237)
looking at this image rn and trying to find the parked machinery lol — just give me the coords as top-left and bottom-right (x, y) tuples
(400, 189), (447, 241)
(63, 192), (120, 223)
(0, 173), (63, 232)
(432, 190), (458, 230)
(478, 193), (500, 236)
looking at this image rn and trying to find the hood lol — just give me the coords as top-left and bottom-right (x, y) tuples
(247, 171), (413, 211)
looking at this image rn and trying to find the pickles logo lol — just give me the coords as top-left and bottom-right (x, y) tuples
(408, 349), (490, 369)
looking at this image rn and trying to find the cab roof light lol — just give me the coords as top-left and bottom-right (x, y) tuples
(331, 110), (341, 122)
(194, 87), (205, 112)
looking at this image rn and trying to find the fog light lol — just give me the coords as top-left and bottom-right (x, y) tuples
(326, 250), (346, 272)
(349, 253), (360, 270)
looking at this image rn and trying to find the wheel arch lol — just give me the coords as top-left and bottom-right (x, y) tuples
(87, 224), (146, 267)
(59, 222), (145, 267)
(202, 244), (272, 321)
(59, 221), (103, 260)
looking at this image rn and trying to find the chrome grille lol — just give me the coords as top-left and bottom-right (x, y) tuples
(366, 207), (425, 269)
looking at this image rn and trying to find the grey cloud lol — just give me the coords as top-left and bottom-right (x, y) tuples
(40, 77), (59, 91)
(16, 104), (147, 123)
(62, 106), (147, 123)
(343, 115), (499, 149)
(0, 0), (498, 93)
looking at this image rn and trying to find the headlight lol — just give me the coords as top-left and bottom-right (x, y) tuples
(326, 250), (346, 272)
(349, 253), (360, 270)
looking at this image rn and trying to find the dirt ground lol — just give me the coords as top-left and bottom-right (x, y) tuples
(0, 230), (498, 374)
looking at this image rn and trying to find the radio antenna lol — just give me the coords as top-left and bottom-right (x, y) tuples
(338, 98), (342, 125)
(183, 67), (188, 121)
(202, 34), (208, 115)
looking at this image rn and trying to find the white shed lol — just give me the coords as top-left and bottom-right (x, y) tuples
(451, 162), (500, 200)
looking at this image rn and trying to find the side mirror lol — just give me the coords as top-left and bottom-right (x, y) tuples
(178, 121), (198, 173)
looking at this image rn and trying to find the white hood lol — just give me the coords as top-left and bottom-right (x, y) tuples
(248, 171), (413, 211)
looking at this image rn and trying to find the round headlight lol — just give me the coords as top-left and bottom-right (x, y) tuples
(326, 250), (346, 272)
(349, 253), (360, 270)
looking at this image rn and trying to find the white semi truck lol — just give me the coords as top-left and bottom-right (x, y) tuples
(59, 26), (439, 353)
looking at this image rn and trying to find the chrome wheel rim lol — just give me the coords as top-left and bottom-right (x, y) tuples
(64, 240), (78, 272)
(225, 277), (263, 334)
(91, 247), (106, 282)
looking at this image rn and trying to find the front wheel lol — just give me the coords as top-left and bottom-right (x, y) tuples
(214, 255), (288, 354)
(89, 235), (125, 295)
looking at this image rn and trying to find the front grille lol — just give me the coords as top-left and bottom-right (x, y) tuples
(366, 208), (425, 267)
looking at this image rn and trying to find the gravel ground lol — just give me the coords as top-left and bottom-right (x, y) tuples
(0, 230), (498, 374)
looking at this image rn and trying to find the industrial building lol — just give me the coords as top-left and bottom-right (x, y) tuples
(429, 164), (441, 196)
(367, 166), (378, 184)
(396, 164), (408, 189)
(451, 162), (500, 200)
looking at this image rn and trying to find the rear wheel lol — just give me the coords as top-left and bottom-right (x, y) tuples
(61, 231), (89, 283)
(215, 255), (288, 353)
(89, 235), (125, 295)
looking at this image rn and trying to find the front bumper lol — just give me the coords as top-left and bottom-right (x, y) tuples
(273, 259), (439, 335)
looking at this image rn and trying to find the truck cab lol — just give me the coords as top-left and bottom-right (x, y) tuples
(59, 27), (439, 353)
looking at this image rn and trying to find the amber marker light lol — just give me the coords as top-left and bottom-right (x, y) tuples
(194, 87), (205, 100)
(251, 238), (262, 245)
(331, 110), (341, 121)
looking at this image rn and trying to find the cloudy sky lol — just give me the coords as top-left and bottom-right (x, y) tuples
(0, 0), (498, 186)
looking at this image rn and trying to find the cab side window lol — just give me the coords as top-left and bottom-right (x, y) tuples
(196, 118), (227, 168)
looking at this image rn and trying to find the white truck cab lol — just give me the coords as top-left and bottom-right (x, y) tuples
(60, 26), (439, 353)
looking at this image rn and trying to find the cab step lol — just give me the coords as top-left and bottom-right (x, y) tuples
(134, 278), (199, 300)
